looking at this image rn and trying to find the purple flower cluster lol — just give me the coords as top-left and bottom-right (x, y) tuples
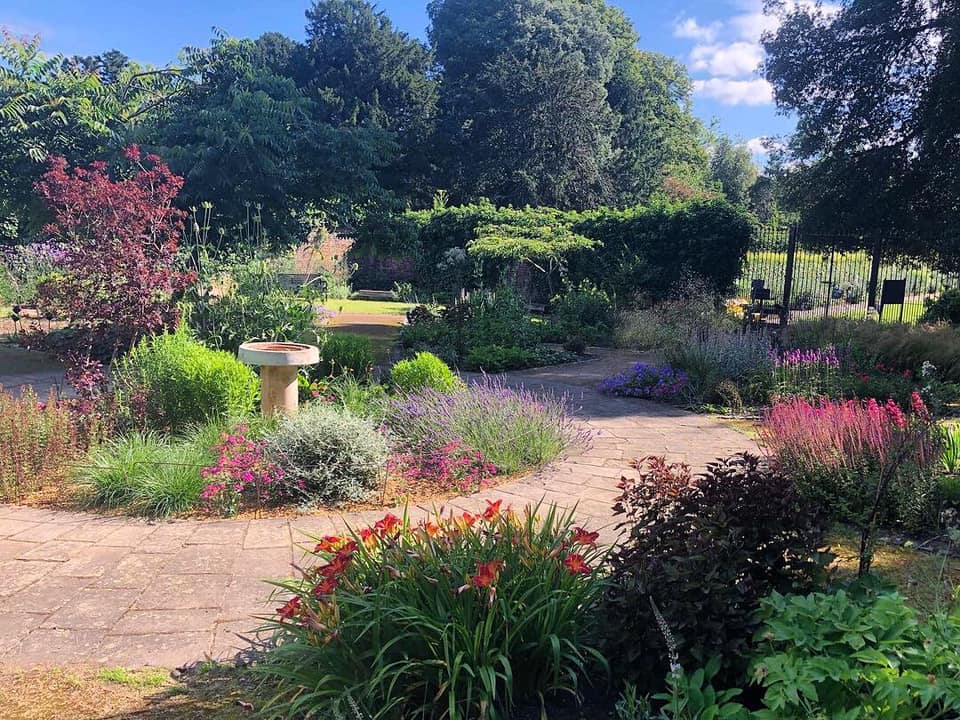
(772, 345), (840, 369)
(598, 362), (689, 401)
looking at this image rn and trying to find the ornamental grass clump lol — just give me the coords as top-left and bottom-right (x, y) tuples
(261, 502), (607, 720)
(384, 376), (589, 475)
(761, 393), (941, 571)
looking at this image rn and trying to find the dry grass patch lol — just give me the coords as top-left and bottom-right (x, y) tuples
(828, 528), (960, 614)
(0, 664), (263, 720)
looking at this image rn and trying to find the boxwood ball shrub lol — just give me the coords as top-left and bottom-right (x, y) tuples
(390, 351), (460, 393)
(261, 503), (607, 719)
(603, 453), (828, 688)
(264, 403), (388, 504)
(114, 328), (259, 433)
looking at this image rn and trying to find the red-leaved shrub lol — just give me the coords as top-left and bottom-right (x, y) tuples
(24, 146), (194, 361)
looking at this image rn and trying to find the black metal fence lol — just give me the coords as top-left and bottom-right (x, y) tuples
(733, 225), (960, 324)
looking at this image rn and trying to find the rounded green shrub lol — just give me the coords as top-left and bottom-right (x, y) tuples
(115, 328), (259, 433)
(264, 403), (388, 504)
(390, 352), (460, 393)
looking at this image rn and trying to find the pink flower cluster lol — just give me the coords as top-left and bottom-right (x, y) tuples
(760, 392), (934, 473)
(771, 345), (840, 369)
(388, 440), (498, 494)
(200, 426), (286, 515)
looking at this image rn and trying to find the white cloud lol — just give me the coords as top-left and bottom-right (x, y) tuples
(673, 17), (721, 42)
(728, 12), (780, 42)
(690, 41), (764, 77)
(693, 78), (773, 106)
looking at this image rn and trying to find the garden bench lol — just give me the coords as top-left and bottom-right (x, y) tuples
(353, 289), (396, 301)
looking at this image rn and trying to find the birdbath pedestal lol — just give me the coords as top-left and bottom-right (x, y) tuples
(238, 341), (319, 417)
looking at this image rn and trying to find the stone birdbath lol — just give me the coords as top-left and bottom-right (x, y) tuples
(238, 341), (319, 417)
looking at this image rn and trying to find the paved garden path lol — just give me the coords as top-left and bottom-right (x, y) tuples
(0, 351), (757, 669)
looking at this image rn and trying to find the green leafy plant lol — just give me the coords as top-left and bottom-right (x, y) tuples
(114, 328), (259, 433)
(390, 351), (461, 393)
(314, 333), (375, 380)
(655, 658), (749, 720)
(751, 584), (960, 719)
(922, 288), (960, 325)
(940, 424), (960, 474)
(187, 258), (323, 355)
(604, 453), (828, 688)
(264, 403), (388, 504)
(553, 280), (613, 344)
(261, 502), (608, 719)
(463, 344), (538, 372)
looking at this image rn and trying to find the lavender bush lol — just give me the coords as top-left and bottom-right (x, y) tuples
(384, 376), (590, 474)
(598, 362), (689, 400)
(664, 328), (774, 403)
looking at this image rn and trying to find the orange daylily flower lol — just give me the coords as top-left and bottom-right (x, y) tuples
(314, 535), (344, 554)
(482, 499), (503, 520)
(311, 576), (338, 597)
(374, 513), (402, 536)
(563, 553), (591, 575)
(470, 559), (505, 588)
(572, 527), (600, 546)
(276, 596), (302, 619)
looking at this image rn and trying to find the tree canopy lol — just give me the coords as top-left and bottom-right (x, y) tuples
(763, 0), (958, 264)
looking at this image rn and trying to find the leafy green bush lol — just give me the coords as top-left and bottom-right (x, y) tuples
(553, 280), (613, 344)
(187, 258), (323, 355)
(315, 333), (375, 379)
(390, 352), (460, 393)
(463, 344), (537, 372)
(750, 584), (960, 719)
(262, 503), (608, 719)
(114, 329), (259, 433)
(398, 316), (457, 365)
(604, 454), (828, 688)
(264, 403), (388, 504)
(921, 288), (960, 325)
(79, 424), (225, 517)
(462, 288), (538, 350)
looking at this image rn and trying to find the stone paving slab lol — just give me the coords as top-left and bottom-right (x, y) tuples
(0, 353), (757, 668)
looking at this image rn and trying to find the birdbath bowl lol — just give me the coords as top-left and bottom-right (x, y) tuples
(238, 341), (319, 417)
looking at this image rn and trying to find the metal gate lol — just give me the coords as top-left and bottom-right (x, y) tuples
(735, 226), (960, 325)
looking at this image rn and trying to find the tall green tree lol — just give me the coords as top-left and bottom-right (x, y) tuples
(0, 30), (183, 240)
(709, 135), (758, 207)
(763, 0), (958, 263)
(140, 32), (395, 242)
(428, 0), (707, 210)
(301, 0), (438, 203)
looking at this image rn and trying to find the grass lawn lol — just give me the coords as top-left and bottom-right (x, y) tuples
(321, 298), (414, 316)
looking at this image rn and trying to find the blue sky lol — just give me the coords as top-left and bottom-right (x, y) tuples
(2, 0), (801, 163)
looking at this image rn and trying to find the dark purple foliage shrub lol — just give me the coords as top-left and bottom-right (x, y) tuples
(603, 453), (829, 687)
